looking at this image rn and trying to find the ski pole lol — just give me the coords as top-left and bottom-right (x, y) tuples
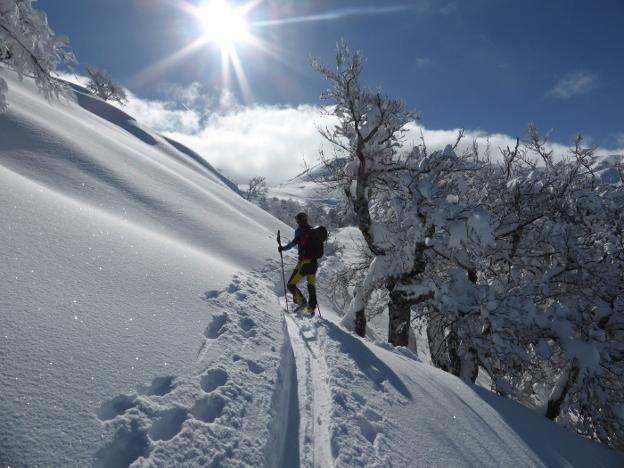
(317, 303), (323, 319)
(277, 230), (289, 312)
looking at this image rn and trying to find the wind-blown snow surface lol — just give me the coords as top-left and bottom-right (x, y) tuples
(1, 71), (623, 467)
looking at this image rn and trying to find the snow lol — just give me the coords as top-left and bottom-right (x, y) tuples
(1, 71), (623, 467)
(266, 161), (342, 208)
(592, 153), (623, 185)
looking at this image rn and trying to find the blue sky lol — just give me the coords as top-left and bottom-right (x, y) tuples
(37, 0), (624, 181)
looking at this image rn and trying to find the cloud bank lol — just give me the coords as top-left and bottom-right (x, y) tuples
(59, 74), (622, 185)
(118, 90), (624, 184)
(164, 105), (336, 185)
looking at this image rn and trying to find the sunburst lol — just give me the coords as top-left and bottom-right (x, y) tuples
(133, 1), (400, 102)
(194, 0), (251, 49)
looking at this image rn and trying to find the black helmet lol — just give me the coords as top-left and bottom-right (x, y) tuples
(295, 212), (308, 223)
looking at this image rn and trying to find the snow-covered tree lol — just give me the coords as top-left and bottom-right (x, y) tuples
(85, 65), (127, 105)
(0, 0), (74, 111)
(485, 130), (624, 448)
(424, 127), (624, 448)
(316, 43), (624, 447)
(245, 175), (268, 202)
(316, 43), (492, 346)
(315, 42), (414, 338)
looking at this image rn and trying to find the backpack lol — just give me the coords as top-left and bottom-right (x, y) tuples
(306, 226), (328, 259)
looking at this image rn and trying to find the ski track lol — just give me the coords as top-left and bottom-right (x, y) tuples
(284, 310), (413, 467)
(285, 314), (334, 468)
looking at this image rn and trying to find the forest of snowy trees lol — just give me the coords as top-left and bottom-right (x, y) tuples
(315, 43), (624, 449)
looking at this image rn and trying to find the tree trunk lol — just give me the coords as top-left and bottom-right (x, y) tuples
(460, 347), (479, 383)
(546, 359), (579, 420)
(341, 260), (387, 337)
(341, 144), (384, 338)
(354, 310), (366, 337)
(388, 288), (411, 346)
(447, 326), (462, 377)
(427, 314), (450, 372)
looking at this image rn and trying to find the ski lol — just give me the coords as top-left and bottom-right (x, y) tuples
(283, 303), (316, 317)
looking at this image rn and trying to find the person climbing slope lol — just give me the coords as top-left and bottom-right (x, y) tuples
(278, 212), (318, 315)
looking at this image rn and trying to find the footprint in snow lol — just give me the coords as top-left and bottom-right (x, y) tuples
(97, 394), (137, 421)
(356, 408), (383, 444)
(246, 360), (265, 375)
(351, 392), (367, 406)
(202, 290), (221, 301)
(363, 408), (382, 422)
(201, 368), (228, 393)
(138, 375), (176, 397)
(232, 354), (265, 375)
(191, 394), (226, 423)
(94, 420), (149, 468)
(148, 407), (188, 441)
(239, 316), (256, 333)
(357, 415), (380, 444)
(204, 313), (228, 339)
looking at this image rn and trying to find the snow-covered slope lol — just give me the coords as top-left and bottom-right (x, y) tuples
(0, 71), (287, 467)
(268, 160), (343, 207)
(1, 71), (623, 467)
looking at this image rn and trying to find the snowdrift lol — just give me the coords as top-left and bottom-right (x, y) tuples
(1, 70), (622, 467)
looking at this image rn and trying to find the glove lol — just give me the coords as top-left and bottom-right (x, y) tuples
(278, 246), (283, 252)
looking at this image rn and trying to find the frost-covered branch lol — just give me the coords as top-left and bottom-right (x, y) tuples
(0, 0), (74, 111)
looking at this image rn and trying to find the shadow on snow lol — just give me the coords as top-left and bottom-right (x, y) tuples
(322, 320), (413, 401)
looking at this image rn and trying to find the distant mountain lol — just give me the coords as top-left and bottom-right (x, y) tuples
(266, 159), (348, 208)
(288, 157), (347, 183)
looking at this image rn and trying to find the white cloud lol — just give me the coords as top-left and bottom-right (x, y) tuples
(548, 71), (598, 99)
(115, 92), (624, 184)
(114, 85), (333, 185)
(164, 105), (336, 185)
(123, 94), (202, 134)
(58, 76), (622, 185)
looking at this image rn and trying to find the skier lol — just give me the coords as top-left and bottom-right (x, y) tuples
(278, 212), (318, 315)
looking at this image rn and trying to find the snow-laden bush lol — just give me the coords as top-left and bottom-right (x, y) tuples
(0, 0), (74, 111)
(85, 65), (127, 105)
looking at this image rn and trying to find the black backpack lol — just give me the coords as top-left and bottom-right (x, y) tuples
(306, 226), (328, 259)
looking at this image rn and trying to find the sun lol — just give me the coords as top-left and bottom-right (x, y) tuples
(195, 0), (250, 48)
